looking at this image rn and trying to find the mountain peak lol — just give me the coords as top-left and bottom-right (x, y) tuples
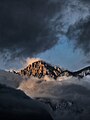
(17, 59), (90, 80)
(18, 60), (65, 79)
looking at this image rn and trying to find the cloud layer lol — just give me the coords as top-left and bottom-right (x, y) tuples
(0, 0), (90, 59)
(0, 0), (59, 58)
(67, 16), (90, 54)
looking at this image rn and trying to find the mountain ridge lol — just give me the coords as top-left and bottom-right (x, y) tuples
(16, 60), (90, 79)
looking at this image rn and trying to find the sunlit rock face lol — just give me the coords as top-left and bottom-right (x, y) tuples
(17, 59), (90, 80)
(18, 60), (73, 79)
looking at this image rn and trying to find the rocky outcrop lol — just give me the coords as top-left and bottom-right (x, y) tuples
(15, 60), (90, 79)
(18, 60), (72, 79)
(73, 66), (90, 78)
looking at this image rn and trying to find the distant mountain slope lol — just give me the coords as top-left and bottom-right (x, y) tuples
(73, 66), (90, 78)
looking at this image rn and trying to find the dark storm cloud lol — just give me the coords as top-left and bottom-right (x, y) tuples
(49, 0), (90, 55)
(0, 0), (90, 60)
(81, 0), (90, 3)
(0, 0), (63, 58)
(67, 17), (90, 54)
(65, 0), (90, 55)
(86, 60), (90, 64)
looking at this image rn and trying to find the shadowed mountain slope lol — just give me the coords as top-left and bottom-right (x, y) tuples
(0, 84), (53, 120)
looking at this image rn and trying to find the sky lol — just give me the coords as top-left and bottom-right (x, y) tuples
(0, 0), (90, 71)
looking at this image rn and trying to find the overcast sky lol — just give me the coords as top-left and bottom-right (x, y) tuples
(0, 0), (90, 70)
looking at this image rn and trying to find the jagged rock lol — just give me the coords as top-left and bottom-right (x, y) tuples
(15, 60), (90, 80)
(18, 60), (58, 79)
(18, 60), (73, 79)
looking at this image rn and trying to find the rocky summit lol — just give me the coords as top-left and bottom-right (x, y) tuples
(17, 60), (90, 80)
(18, 60), (63, 79)
(17, 60), (72, 79)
